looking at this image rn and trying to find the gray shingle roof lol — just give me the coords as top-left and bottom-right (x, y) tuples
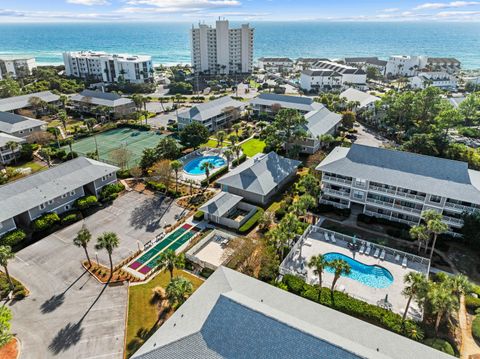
(304, 107), (342, 138)
(0, 91), (60, 112)
(0, 111), (47, 134)
(133, 267), (453, 359)
(0, 157), (119, 222)
(250, 93), (323, 113)
(340, 88), (380, 108)
(177, 96), (244, 122)
(344, 57), (387, 67)
(302, 69), (342, 77)
(216, 152), (300, 196)
(317, 144), (480, 204)
(258, 57), (293, 62)
(199, 192), (243, 217)
(0, 133), (25, 147)
(70, 90), (134, 108)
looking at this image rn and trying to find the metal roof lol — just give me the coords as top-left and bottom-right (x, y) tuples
(250, 93), (323, 113)
(0, 91), (60, 112)
(340, 88), (380, 108)
(0, 133), (25, 147)
(317, 144), (480, 204)
(304, 107), (342, 138)
(0, 111), (47, 134)
(133, 267), (453, 359)
(0, 157), (119, 222)
(177, 96), (244, 122)
(199, 192), (243, 217)
(216, 152), (300, 196)
(70, 90), (134, 108)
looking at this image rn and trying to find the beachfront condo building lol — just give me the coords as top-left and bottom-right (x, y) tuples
(0, 57), (36, 80)
(63, 51), (154, 84)
(191, 19), (254, 75)
(316, 144), (480, 236)
(300, 61), (367, 92)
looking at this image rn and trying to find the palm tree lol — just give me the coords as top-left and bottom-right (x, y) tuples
(215, 130), (226, 147)
(166, 276), (193, 307)
(328, 259), (351, 295)
(448, 273), (471, 300)
(409, 225), (429, 253)
(428, 281), (459, 336)
(200, 161), (214, 185)
(224, 149), (233, 169)
(5, 141), (19, 164)
(156, 249), (185, 280)
(95, 232), (120, 277)
(422, 210), (448, 260)
(65, 137), (74, 159)
(40, 147), (54, 167)
(401, 272), (427, 321)
(0, 246), (15, 290)
(170, 160), (183, 193)
(232, 123), (241, 137)
(229, 135), (238, 146)
(232, 145), (241, 163)
(73, 224), (92, 266)
(308, 254), (329, 301)
(58, 110), (68, 131)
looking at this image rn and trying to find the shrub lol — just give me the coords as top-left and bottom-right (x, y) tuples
(238, 208), (264, 233)
(473, 316), (480, 341)
(200, 165), (228, 187)
(61, 212), (81, 225)
(281, 274), (423, 339)
(466, 295), (480, 311)
(146, 181), (166, 192)
(100, 183), (125, 202)
(166, 189), (181, 198)
(116, 169), (131, 179)
(200, 267), (215, 278)
(232, 154), (247, 167)
(275, 206), (287, 220)
(75, 195), (98, 210)
(0, 229), (27, 247)
(116, 123), (150, 131)
(424, 338), (455, 355)
(194, 211), (204, 221)
(32, 212), (60, 232)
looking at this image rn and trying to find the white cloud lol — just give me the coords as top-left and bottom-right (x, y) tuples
(379, 8), (400, 13)
(125, 0), (240, 9)
(414, 1), (480, 10)
(66, 0), (110, 5)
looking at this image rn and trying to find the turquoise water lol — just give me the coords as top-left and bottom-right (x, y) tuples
(324, 252), (394, 289)
(184, 155), (226, 175)
(0, 22), (479, 68)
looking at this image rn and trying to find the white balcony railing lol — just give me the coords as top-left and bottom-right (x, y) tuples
(322, 175), (352, 185)
(369, 185), (396, 195)
(396, 191), (426, 202)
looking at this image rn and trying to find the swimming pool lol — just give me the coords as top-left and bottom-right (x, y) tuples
(323, 252), (394, 288)
(184, 155), (226, 175)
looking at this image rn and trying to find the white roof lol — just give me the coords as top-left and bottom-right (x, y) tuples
(340, 88), (380, 108)
(70, 90), (134, 108)
(0, 91), (60, 112)
(0, 157), (119, 222)
(0, 133), (25, 147)
(199, 192), (243, 217)
(0, 111), (47, 134)
(250, 93), (323, 113)
(304, 107), (342, 138)
(133, 267), (452, 359)
(177, 96), (244, 122)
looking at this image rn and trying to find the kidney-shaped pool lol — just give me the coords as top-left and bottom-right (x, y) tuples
(323, 252), (394, 288)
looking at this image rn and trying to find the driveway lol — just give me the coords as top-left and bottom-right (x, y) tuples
(8, 191), (186, 358)
(354, 123), (388, 148)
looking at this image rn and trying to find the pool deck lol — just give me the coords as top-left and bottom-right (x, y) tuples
(281, 227), (427, 320)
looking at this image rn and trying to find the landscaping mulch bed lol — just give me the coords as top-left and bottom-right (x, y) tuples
(0, 338), (19, 359)
(83, 261), (141, 284)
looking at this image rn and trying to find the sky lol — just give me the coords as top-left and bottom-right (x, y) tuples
(1, 0), (480, 22)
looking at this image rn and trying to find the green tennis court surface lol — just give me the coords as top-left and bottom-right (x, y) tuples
(63, 128), (165, 167)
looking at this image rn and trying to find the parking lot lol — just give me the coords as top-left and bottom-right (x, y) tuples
(8, 191), (186, 358)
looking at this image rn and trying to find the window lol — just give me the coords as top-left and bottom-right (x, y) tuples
(64, 205), (70, 210)
(62, 193), (67, 199)
(102, 176), (107, 181)
(354, 178), (367, 187)
(39, 203), (45, 210)
(430, 195), (442, 203)
(70, 190), (75, 196)
(48, 200), (54, 205)
(353, 190), (365, 200)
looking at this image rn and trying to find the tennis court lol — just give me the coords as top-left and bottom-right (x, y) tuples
(63, 127), (166, 167)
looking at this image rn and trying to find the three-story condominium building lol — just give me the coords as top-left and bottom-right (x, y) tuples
(316, 144), (480, 235)
(191, 19), (254, 75)
(0, 157), (119, 236)
(0, 57), (36, 80)
(63, 51), (154, 84)
(300, 61), (367, 92)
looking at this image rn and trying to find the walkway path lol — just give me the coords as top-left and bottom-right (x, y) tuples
(459, 295), (480, 358)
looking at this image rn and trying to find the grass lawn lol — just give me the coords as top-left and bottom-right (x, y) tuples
(241, 138), (266, 157)
(125, 269), (204, 358)
(249, 80), (261, 89)
(12, 161), (46, 173)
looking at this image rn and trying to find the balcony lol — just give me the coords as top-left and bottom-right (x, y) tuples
(322, 175), (352, 185)
(396, 191), (426, 202)
(366, 197), (394, 208)
(443, 216), (464, 226)
(393, 203), (422, 215)
(319, 199), (349, 209)
(444, 202), (480, 213)
(323, 188), (351, 198)
(369, 185), (396, 195)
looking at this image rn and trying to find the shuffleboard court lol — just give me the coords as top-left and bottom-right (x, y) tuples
(63, 127), (166, 167)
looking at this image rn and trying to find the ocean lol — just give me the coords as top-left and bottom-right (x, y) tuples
(0, 21), (479, 68)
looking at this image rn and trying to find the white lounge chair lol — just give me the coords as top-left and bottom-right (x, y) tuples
(365, 245), (371, 256)
(330, 234), (336, 243)
(395, 254), (400, 262)
(402, 256), (408, 268)
(380, 249), (386, 260)
(359, 244), (365, 254)
(373, 248), (380, 258)
(324, 232), (330, 242)
(304, 240), (312, 247)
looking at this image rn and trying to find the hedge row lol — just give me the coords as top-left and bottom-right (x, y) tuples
(116, 122), (151, 131)
(145, 181), (181, 198)
(314, 203), (351, 218)
(423, 338), (455, 356)
(100, 183), (125, 202)
(201, 165), (228, 187)
(32, 213), (61, 232)
(75, 195), (98, 210)
(194, 211), (204, 221)
(281, 274), (423, 339)
(472, 315), (480, 341)
(232, 154), (247, 167)
(0, 229), (27, 247)
(238, 208), (264, 233)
